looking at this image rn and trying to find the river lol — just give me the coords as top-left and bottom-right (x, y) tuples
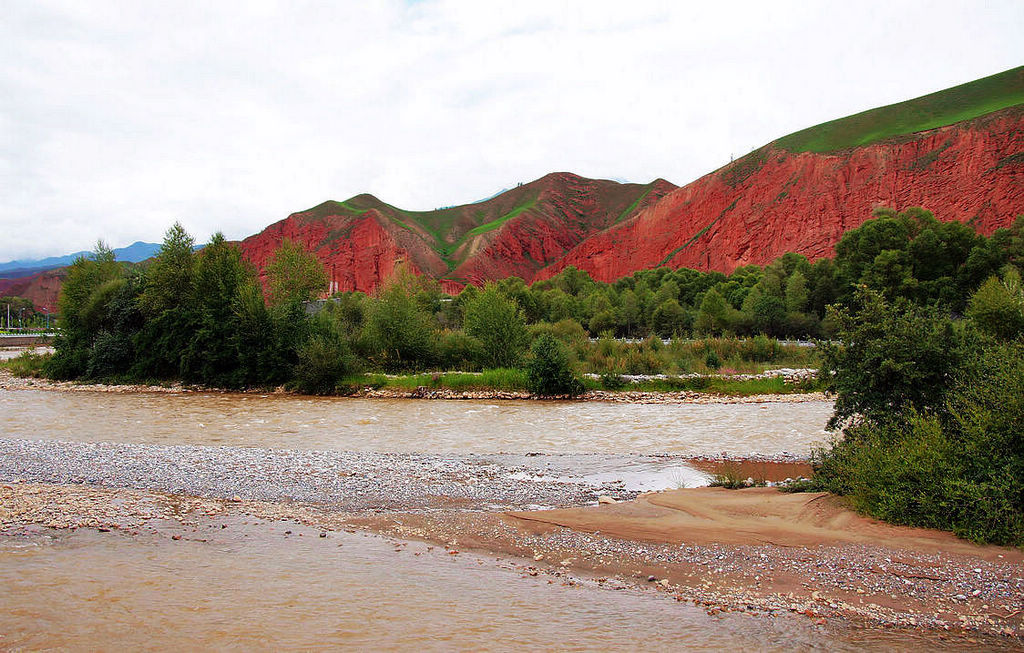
(3, 388), (963, 651)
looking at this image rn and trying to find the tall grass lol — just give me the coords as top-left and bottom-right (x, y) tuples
(0, 351), (50, 377)
(344, 368), (528, 393)
(575, 335), (817, 376)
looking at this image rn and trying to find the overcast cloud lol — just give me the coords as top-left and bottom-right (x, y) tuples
(0, 0), (1021, 261)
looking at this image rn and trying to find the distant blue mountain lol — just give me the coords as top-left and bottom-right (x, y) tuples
(0, 241), (162, 276)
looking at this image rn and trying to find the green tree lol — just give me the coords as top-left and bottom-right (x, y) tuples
(181, 233), (254, 385)
(266, 239), (328, 306)
(47, 241), (123, 378)
(651, 298), (688, 338)
(819, 288), (961, 431)
(693, 289), (730, 334)
(966, 268), (1024, 340)
(140, 222), (195, 317)
(526, 333), (583, 396)
(363, 281), (437, 372)
(464, 286), (528, 368)
(784, 269), (809, 313)
(133, 223), (199, 378)
(293, 311), (357, 394)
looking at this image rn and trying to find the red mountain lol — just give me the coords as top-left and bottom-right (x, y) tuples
(238, 173), (675, 294)
(538, 106), (1023, 282)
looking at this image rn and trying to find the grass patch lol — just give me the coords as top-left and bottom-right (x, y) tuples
(620, 375), (822, 396)
(613, 186), (652, 224)
(656, 200), (738, 267)
(994, 151), (1024, 170)
(904, 138), (954, 172)
(340, 368), (529, 393)
(721, 148), (768, 188)
(774, 66), (1024, 153)
(0, 351), (50, 377)
(464, 197), (538, 238)
(708, 463), (766, 489)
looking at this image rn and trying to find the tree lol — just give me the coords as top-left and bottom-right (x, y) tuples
(362, 280), (437, 372)
(819, 288), (961, 431)
(966, 268), (1024, 340)
(694, 289), (730, 335)
(266, 239), (328, 306)
(651, 298), (688, 338)
(526, 333), (583, 396)
(464, 286), (527, 368)
(784, 269), (809, 313)
(140, 223), (195, 317)
(293, 312), (357, 394)
(181, 233), (254, 385)
(47, 241), (123, 378)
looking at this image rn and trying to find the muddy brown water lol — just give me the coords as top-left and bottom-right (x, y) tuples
(0, 389), (832, 456)
(0, 522), (962, 652)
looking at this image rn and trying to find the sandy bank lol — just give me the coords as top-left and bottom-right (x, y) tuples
(508, 487), (1022, 561)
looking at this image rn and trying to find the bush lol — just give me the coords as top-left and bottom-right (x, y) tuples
(598, 371), (626, 390)
(464, 287), (527, 368)
(814, 327), (1024, 545)
(818, 288), (961, 430)
(436, 330), (485, 371)
(739, 334), (781, 362)
(87, 329), (134, 379)
(526, 334), (583, 397)
(703, 350), (721, 370)
(293, 332), (357, 395)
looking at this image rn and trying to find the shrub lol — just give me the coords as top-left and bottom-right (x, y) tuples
(598, 371), (626, 390)
(814, 325), (1024, 545)
(526, 334), (583, 397)
(464, 287), (528, 368)
(703, 350), (721, 370)
(293, 332), (357, 395)
(87, 329), (134, 379)
(740, 334), (781, 362)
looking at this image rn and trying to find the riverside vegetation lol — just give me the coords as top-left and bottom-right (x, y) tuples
(4, 207), (1023, 544)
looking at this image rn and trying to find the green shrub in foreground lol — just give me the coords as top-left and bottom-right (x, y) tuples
(814, 335), (1024, 546)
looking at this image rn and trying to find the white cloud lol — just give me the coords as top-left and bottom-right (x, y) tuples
(0, 0), (1021, 260)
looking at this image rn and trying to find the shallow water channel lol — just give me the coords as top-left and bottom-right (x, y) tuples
(0, 522), (957, 652)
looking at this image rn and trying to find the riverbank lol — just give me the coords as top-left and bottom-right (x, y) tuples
(1, 439), (1020, 643)
(0, 368), (826, 404)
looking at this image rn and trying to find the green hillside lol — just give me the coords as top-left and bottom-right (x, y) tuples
(775, 66), (1024, 153)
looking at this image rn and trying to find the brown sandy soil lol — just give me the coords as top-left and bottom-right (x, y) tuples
(2, 482), (1021, 643)
(507, 488), (1023, 560)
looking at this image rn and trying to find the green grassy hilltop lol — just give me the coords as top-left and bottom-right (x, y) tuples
(775, 66), (1024, 153)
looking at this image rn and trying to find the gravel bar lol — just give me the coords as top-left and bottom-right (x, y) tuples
(0, 438), (635, 511)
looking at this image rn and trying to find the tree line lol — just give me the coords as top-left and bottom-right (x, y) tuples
(46, 208), (1022, 393)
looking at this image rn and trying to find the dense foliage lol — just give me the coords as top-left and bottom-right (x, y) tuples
(40, 209), (1022, 404)
(815, 278), (1024, 545)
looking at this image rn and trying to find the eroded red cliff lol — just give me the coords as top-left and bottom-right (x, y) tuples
(538, 108), (1024, 282)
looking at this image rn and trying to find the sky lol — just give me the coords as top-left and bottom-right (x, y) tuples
(0, 1), (1021, 262)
